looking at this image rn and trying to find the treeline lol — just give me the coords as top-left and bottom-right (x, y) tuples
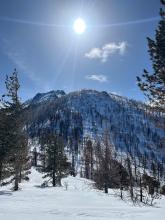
(31, 126), (165, 205)
(78, 132), (165, 205)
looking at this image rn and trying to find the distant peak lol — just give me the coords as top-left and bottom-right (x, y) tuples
(26, 90), (66, 106)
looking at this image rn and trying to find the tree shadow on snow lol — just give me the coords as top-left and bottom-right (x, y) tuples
(0, 190), (12, 196)
(34, 184), (53, 189)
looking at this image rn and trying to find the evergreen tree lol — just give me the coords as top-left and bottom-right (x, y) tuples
(42, 133), (70, 187)
(32, 147), (38, 167)
(0, 107), (9, 183)
(1, 69), (30, 190)
(0, 89), (17, 183)
(137, 1), (165, 109)
(83, 139), (94, 180)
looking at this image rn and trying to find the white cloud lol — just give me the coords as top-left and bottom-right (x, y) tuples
(85, 74), (108, 83)
(85, 48), (102, 59)
(85, 41), (127, 62)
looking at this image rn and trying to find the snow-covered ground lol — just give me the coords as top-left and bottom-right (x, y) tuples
(0, 168), (165, 220)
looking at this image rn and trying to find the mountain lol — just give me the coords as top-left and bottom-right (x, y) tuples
(25, 89), (165, 168)
(25, 90), (66, 106)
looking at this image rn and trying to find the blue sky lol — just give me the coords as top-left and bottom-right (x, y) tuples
(0, 0), (161, 101)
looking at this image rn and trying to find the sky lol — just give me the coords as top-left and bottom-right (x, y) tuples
(0, 0), (161, 102)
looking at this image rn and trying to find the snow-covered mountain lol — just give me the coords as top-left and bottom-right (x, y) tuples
(25, 90), (65, 106)
(25, 89), (165, 167)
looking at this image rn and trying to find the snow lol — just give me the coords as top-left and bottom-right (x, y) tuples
(0, 168), (165, 220)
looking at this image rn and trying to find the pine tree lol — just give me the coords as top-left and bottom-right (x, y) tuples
(137, 1), (165, 109)
(42, 133), (70, 187)
(83, 139), (93, 179)
(0, 108), (8, 183)
(32, 147), (38, 167)
(0, 92), (17, 183)
(1, 69), (30, 190)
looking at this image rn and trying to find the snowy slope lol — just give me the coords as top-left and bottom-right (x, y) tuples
(25, 89), (165, 168)
(0, 168), (165, 220)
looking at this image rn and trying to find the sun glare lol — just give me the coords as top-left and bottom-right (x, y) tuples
(73, 18), (86, 34)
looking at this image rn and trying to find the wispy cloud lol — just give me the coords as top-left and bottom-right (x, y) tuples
(85, 42), (127, 62)
(85, 74), (108, 82)
(0, 16), (68, 28)
(1, 38), (40, 84)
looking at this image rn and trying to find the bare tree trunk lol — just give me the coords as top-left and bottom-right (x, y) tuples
(120, 186), (123, 199)
(19, 170), (22, 183)
(52, 149), (56, 187)
(33, 147), (38, 167)
(104, 183), (108, 194)
(140, 176), (143, 202)
(58, 162), (62, 186)
(0, 162), (3, 184)
(71, 154), (75, 177)
(52, 171), (56, 187)
(90, 147), (93, 180)
(127, 157), (134, 201)
(14, 167), (19, 191)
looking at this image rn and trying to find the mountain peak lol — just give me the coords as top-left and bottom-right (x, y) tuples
(25, 90), (66, 106)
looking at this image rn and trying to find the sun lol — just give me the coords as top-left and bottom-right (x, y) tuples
(73, 18), (86, 34)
